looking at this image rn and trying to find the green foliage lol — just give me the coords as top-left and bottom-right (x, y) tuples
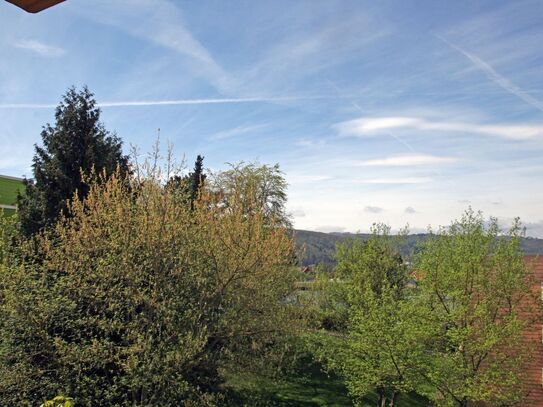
(0, 160), (300, 405)
(294, 229), (543, 267)
(166, 154), (206, 208)
(335, 224), (407, 300)
(17, 86), (129, 237)
(309, 225), (425, 407)
(189, 154), (206, 204)
(414, 209), (539, 406)
(41, 395), (75, 407)
(311, 213), (539, 406)
(213, 162), (290, 227)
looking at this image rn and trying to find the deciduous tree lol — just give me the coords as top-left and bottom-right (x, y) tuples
(0, 158), (300, 405)
(415, 209), (539, 406)
(310, 225), (427, 407)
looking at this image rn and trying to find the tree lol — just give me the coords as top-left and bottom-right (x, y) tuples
(17, 86), (129, 236)
(166, 155), (206, 209)
(0, 157), (300, 405)
(211, 162), (290, 227)
(414, 209), (540, 406)
(310, 225), (428, 407)
(189, 154), (206, 206)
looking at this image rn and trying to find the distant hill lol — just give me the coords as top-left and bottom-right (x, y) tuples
(294, 229), (543, 266)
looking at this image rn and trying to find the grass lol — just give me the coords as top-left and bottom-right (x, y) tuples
(223, 362), (352, 406)
(223, 360), (428, 406)
(0, 176), (24, 207)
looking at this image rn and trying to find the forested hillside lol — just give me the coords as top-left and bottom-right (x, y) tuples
(295, 229), (543, 266)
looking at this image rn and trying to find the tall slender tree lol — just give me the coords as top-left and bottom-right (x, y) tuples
(189, 155), (205, 208)
(166, 155), (206, 209)
(17, 87), (129, 236)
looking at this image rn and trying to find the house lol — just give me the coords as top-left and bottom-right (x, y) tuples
(521, 256), (543, 406)
(0, 175), (24, 217)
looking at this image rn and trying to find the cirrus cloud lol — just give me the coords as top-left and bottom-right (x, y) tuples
(13, 39), (66, 57)
(336, 116), (543, 140)
(356, 154), (458, 167)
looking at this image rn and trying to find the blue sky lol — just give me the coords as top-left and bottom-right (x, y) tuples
(1, 0), (543, 236)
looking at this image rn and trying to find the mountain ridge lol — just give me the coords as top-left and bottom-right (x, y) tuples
(294, 229), (543, 266)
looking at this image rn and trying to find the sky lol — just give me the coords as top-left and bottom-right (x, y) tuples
(1, 0), (542, 236)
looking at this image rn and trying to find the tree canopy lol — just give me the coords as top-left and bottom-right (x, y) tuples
(311, 212), (541, 407)
(17, 86), (129, 236)
(0, 160), (301, 405)
(414, 210), (539, 406)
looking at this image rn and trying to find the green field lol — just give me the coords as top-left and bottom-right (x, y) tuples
(223, 361), (428, 406)
(0, 175), (24, 217)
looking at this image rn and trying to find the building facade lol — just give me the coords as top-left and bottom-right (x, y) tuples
(0, 174), (24, 216)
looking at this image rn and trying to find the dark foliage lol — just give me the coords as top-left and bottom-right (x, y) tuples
(166, 155), (206, 208)
(17, 86), (129, 236)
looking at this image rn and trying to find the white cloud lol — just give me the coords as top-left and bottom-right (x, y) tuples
(405, 207), (417, 214)
(13, 40), (66, 57)
(364, 206), (383, 213)
(315, 225), (346, 233)
(355, 177), (433, 185)
(356, 154), (458, 167)
(209, 124), (269, 140)
(295, 138), (327, 148)
(336, 116), (543, 140)
(289, 208), (306, 218)
(287, 174), (332, 184)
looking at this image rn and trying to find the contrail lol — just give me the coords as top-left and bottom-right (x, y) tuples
(437, 35), (543, 114)
(0, 95), (328, 109)
(326, 78), (418, 153)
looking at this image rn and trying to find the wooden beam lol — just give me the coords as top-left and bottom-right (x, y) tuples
(6, 0), (65, 13)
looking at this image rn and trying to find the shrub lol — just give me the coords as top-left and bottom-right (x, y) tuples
(0, 161), (300, 405)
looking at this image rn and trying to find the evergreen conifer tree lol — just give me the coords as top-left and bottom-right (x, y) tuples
(17, 87), (129, 236)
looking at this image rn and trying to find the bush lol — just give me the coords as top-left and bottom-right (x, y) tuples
(0, 162), (301, 405)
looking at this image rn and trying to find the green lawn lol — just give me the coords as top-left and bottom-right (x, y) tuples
(223, 361), (428, 406)
(0, 176), (24, 207)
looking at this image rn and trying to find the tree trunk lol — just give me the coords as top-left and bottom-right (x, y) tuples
(389, 390), (398, 407)
(377, 387), (387, 407)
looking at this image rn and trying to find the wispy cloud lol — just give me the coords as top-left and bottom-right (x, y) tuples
(237, 11), (389, 95)
(209, 124), (269, 140)
(355, 177), (433, 185)
(295, 138), (327, 148)
(0, 96), (323, 110)
(364, 206), (383, 213)
(438, 35), (543, 114)
(356, 154), (459, 167)
(336, 116), (543, 140)
(13, 40), (66, 57)
(404, 207), (417, 214)
(287, 174), (333, 184)
(71, 0), (230, 92)
(289, 208), (306, 218)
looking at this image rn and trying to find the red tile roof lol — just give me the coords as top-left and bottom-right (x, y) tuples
(521, 256), (543, 406)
